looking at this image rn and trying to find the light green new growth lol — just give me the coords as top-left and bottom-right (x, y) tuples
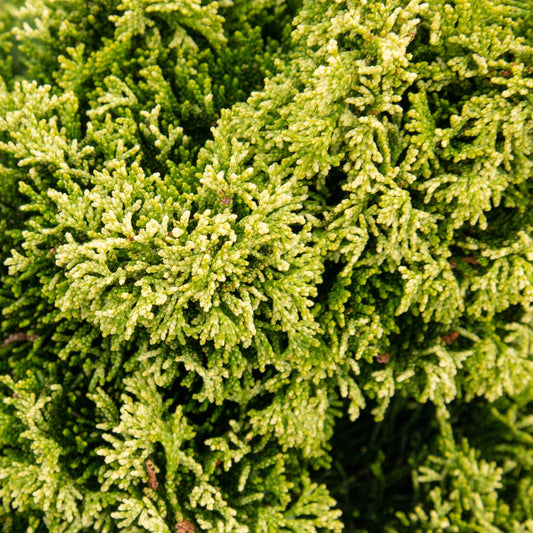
(0, 0), (531, 531)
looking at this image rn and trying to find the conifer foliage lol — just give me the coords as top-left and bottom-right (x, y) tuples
(0, 0), (531, 531)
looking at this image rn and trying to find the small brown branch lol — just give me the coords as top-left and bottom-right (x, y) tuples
(2, 332), (39, 347)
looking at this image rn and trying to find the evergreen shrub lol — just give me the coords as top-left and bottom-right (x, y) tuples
(0, 0), (531, 531)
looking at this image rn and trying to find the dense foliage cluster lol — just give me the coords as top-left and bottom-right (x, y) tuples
(0, 0), (531, 531)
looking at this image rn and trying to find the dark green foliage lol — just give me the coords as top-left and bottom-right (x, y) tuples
(0, 0), (531, 531)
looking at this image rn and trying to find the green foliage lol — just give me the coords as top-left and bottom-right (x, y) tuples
(0, 0), (531, 531)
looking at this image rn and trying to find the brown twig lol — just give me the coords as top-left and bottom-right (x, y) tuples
(2, 332), (39, 347)
(145, 459), (159, 490)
